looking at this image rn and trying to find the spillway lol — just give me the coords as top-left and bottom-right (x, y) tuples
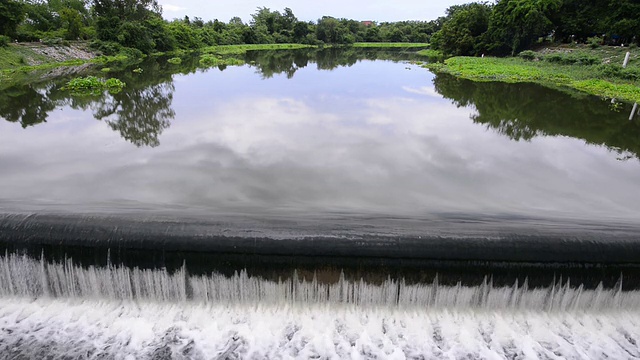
(1, 254), (640, 359)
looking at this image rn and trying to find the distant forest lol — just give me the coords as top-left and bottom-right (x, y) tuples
(0, 0), (638, 56)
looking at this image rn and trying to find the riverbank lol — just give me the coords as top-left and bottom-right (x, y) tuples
(424, 45), (640, 103)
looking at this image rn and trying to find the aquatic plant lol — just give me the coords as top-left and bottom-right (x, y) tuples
(62, 76), (126, 95)
(199, 54), (244, 67)
(199, 54), (220, 66)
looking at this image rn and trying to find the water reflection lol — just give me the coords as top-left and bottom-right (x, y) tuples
(2, 50), (640, 224)
(0, 85), (56, 128)
(0, 49), (420, 146)
(244, 48), (423, 79)
(433, 73), (640, 160)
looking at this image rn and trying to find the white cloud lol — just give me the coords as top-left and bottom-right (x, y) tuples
(402, 86), (441, 98)
(162, 4), (187, 12)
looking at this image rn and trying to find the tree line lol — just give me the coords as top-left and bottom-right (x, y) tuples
(431, 0), (639, 56)
(0, 0), (438, 52)
(0, 0), (638, 56)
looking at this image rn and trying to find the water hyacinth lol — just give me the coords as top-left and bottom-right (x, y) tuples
(63, 76), (126, 95)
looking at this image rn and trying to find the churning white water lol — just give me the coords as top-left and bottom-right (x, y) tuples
(1, 254), (640, 359)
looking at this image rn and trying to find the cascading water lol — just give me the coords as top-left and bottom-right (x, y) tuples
(0, 253), (639, 359)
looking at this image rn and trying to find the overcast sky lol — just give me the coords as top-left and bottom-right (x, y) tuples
(157, 0), (463, 23)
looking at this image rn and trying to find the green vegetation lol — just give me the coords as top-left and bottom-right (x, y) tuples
(0, 0), (638, 101)
(62, 75), (125, 95)
(199, 54), (244, 67)
(1, 2), (440, 56)
(167, 57), (182, 64)
(425, 46), (640, 102)
(351, 42), (429, 48)
(430, 0), (639, 57)
(417, 49), (444, 58)
(202, 43), (313, 55)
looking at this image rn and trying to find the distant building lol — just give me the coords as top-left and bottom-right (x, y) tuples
(361, 21), (374, 27)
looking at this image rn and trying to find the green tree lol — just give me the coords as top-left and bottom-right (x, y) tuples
(0, 0), (24, 38)
(316, 17), (353, 44)
(431, 3), (492, 56)
(59, 8), (83, 39)
(93, 0), (164, 52)
(486, 0), (561, 55)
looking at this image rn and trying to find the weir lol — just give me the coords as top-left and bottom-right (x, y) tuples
(1, 253), (639, 311)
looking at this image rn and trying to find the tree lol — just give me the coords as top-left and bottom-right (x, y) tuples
(485, 0), (561, 55)
(316, 17), (353, 44)
(0, 0), (24, 38)
(431, 3), (492, 56)
(93, 0), (164, 52)
(59, 8), (83, 39)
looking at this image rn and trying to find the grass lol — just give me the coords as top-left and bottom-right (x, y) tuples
(351, 42), (429, 48)
(424, 45), (640, 103)
(416, 49), (444, 58)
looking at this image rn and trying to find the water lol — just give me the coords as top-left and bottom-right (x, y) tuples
(1, 48), (640, 359)
(1, 254), (640, 359)
(1, 253), (638, 310)
(1, 49), (639, 225)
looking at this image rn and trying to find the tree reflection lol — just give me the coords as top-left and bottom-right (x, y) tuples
(433, 73), (640, 159)
(0, 85), (56, 128)
(92, 82), (175, 147)
(243, 47), (424, 79)
(3, 48), (428, 146)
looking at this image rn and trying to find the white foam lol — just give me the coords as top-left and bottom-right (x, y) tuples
(1, 254), (640, 358)
(0, 298), (639, 359)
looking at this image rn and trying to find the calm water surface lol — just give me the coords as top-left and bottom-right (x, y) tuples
(1, 49), (640, 227)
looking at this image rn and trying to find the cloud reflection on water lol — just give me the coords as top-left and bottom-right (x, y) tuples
(0, 60), (639, 225)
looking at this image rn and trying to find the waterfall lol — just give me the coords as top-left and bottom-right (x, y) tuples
(1, 253), (638, 311)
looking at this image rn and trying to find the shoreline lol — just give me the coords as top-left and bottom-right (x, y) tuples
(423, 46), (640, 103)
(2, 42), (638, 103)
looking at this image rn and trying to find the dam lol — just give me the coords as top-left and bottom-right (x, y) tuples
(1, 49), (640, 359)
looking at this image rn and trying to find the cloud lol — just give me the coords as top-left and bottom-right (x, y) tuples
(162, 4), (187, 12)
(402, 86), (441, 98)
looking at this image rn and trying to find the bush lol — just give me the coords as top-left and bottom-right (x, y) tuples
(90, 40), (122, 56)
(597, 64), (640, 81)
(587, 36), (602, 49)
(167, 57), (182, 64)
(518, 50), (538, 61)
(544, 52), (599, 65)
(0, 36), (9, 47)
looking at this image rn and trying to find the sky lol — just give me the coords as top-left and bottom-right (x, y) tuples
(156, 0), (462, 23)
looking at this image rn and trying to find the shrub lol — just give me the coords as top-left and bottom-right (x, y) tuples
(544, 52), (599, 65)
(518, 50), (538, 61)
(90, 40), (122, 56)
(597, 64), (640, 81)
(587, 36), (602, 49)
(0, 36), (9, 47)
(167, 57), (182, 64)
